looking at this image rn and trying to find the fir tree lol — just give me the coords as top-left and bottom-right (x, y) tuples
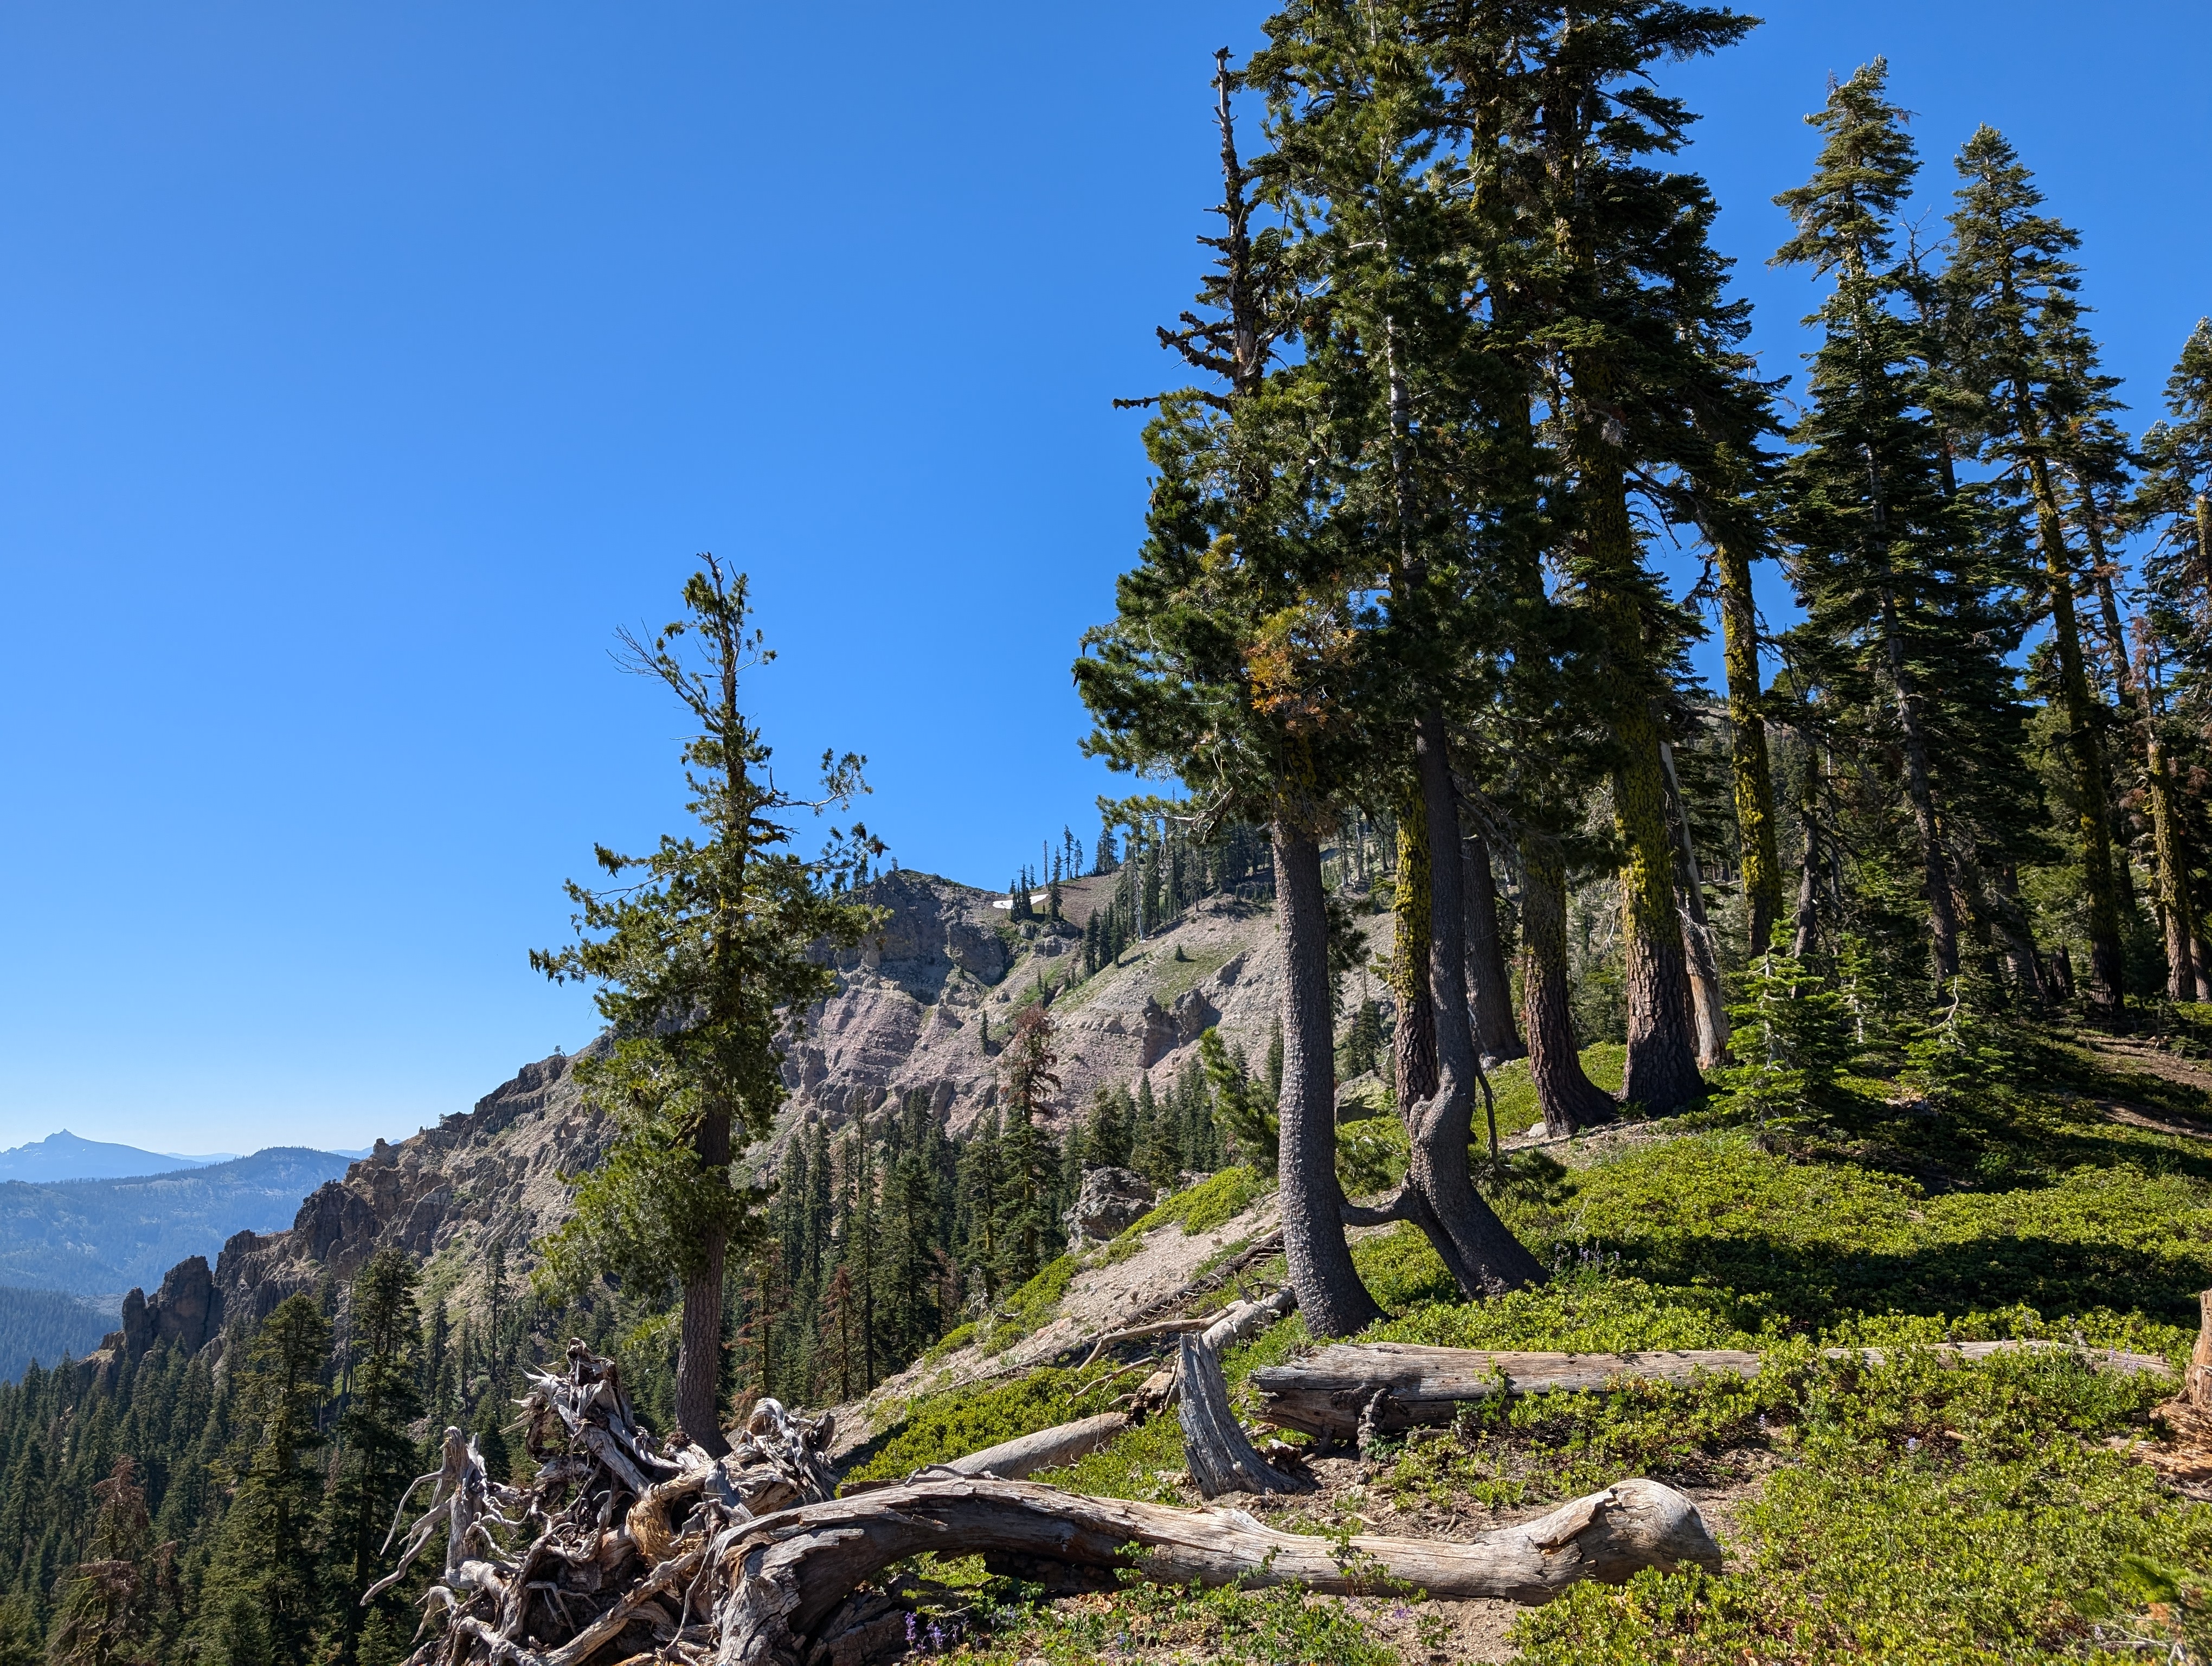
(532, 558), (879, 1454)
(1945, 127), (2126, 1025)
(1771, 61), (2031, 997)
(207, 1294), (331, 1666)
(996, 1007), (1063, 1287)
(327, 1250), (422, 1664)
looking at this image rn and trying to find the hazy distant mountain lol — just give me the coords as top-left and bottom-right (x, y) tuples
(0, 1130), (231, 1183)
(0, 1286), (114, 1379)
(0, 1148), (354, 1295)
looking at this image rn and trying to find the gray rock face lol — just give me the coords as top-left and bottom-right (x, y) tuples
(945, 918), (1006, 982)
(1067, 1165), (1157, 1242)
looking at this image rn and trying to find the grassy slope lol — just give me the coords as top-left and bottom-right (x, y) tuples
(865, 1036), (2212, 1664)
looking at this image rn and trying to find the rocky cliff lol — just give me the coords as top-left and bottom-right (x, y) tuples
(84, 867), (1359, 1377)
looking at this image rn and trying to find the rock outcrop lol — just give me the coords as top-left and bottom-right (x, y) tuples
(1066, 1166), (1157, 1243)
(82, 869), (1375, 1371)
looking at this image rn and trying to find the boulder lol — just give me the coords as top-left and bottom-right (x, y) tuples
(1068, 1166), (1157, 1242)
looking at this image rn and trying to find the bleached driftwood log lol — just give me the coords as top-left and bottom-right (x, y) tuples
(1177, 1332), (1313, 1499)
(712, 1475), (1722, 1666)
(927, 1411), (1133, 1481)
(1253, 1340), (2177, 1440)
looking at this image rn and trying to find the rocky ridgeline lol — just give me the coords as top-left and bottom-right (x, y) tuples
(79, 868), (1316, 1379)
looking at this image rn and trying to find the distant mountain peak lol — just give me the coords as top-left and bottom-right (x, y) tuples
(0, 1131), (227, 1184)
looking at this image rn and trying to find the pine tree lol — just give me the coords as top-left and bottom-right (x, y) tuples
(1201, 1029), (1277, 1177)
(532, 558), (879, 1454)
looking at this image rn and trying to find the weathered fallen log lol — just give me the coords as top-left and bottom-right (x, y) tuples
(1253, 1340), (2175, 1439)
(1200, 1285), (1297, 1353)
(1177, 1333), (1313, 1498)
(927, 1411), (1133, 1481)
(712, 1475), (1722, 1666)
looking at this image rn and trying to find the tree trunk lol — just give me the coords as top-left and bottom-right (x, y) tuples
(1271, 819), (1381, 1338)
(1464, 829), (1526, 1061)
(2027, 442), (2125, 1028)
(1613, 703), (1705, 1113)
(1517, 840), (1615, 1136)
(1177, 1334), (1314, 1499)
(930, 1413), (1131, 1483)
(679, 1104), (732, 1458)
(1659, 741), (1728, 1069)
(1717, 531), (1784, 955)
(711, 1477), (1721, 1665)
(1251, 1340), (2174, 1441)
(1351, 717), (1545, 1297)
(1391, 780), (1438, 1110)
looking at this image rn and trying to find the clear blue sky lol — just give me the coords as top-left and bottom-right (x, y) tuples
(3, 3), (2205, 1155)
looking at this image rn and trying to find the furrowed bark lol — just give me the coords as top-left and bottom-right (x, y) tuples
(1272, 819), (1382, 1337)
(1612, 699), (1705, 1114)
(1370, 716), (1545, 1297)
(710, 1476), (1724, 1665)
(1660, 741), (1728, 1069)
(1517, 840), (1616, 1136)
(1391, 778), (1438, 1110)
(1464, 829), (1526, 1061)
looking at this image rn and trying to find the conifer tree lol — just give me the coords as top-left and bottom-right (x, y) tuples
(996, 1007), (1062, 1288)
(532, 558), (879, 1453)
(1077, 50), (1381, 1335)
(1945, 127), (2126, 1024)
(327, 1250), (421, 1664)
(47, 1457), (153, 1666)
(1771, 62), (2028, 995)
(207, 1294), (331, 1666)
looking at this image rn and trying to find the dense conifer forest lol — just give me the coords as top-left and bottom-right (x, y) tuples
(9, 4), (2212, 1663)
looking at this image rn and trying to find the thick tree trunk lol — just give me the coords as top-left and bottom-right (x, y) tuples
(1351, 717), (1545, 1297)
(1464, 829), (1526, 1061)
(711, 1476), (1723, 1665)
(1517, 840), (1615, 1136)
(680, 1104), (734, 1458)
(2028, 443), (2125, 1027)
(1391, 780), (1438, 1110)
(1613, 704), (1705, 1113)
(1659, 742), (1728, 1069)
(1717, 531), (1784, 955)
(1271, 819), (1381, 1337)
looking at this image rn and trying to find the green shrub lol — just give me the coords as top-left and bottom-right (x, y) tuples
(1118, 1167), (1268, 1242)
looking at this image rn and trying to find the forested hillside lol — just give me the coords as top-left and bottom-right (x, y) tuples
(0, 1289), (113, 1383)
(0, 1149), (353, 1296)
(10, 4), (2212, 1665)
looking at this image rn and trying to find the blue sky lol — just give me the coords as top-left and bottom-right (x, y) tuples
(3, 2), (2206, 1154)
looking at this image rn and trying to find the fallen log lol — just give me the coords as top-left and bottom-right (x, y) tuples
(712, 1475), (1721, 1666)
(927, 1411), (1133, 1481)
(1253, 1340), (2176, 1439)
(1200, 1286), (1296, 1354)
(1177, 1334), (1313, 1498)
